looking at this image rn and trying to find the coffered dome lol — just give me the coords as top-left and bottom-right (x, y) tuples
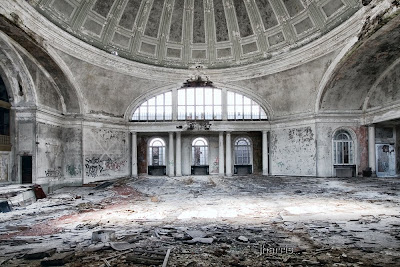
(31, 0), (360, 69)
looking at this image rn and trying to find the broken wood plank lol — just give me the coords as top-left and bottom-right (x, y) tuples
(162, 248), (171, 267)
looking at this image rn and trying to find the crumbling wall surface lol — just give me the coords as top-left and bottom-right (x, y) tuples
(36, 123), (83, 187)
(83, 127), (129, 183)
(368, 61), (400, 109)
(36, 122), (64, 184)
(20, 53), (63, 113)
(270, 125), (316, 176)
(353, 126), (368, 175)
(397, 125), (400, 174)
(63, 127), (82, 181)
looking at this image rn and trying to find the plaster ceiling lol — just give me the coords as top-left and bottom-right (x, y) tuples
(30, 0), (361, 69)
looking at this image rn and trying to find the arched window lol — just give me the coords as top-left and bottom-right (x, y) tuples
(227, 91), (267, 120)
(234, 137), (251, 165)
(149, 138), (166, 166)
(178, 88), (222, 120)
(132, 92), (172, 121)
(131, 88), (267, 121)
(192, 137), (208, 166)
(333, 130), (354, 165)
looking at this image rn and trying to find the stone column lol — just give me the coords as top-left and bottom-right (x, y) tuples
(368, 125), (376, 176)
(176, 132), (182, 177)
(219, 132), (224, 176)
(169, 132), (174, 176)
(262, 131), (268, 176)
(132, 132), (138, 177)
(226, 132), (232, 176)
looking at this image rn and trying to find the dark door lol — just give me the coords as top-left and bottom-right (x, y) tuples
(21, 156), (32, 184)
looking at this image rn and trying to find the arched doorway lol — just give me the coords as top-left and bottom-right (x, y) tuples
(234, 137), (252, 175)
(0, 76), (12, 182)
(333, 129), (355, 177)
(148, 138), (166, 175)
(191, 137), (209, 175)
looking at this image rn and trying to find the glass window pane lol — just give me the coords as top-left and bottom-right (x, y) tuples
(227, 106), (235, 119)
(214, 90), (221, 105)
(243, 106), (251, 119)
(260, 109), (267, 120)
(148, 97), (155, 106)
(187, 106), (194, 120)
(164, 92), (172, 105)
(148, 106), (155, 120)
(214, 105), (222, 120)
(164, 106), (172, 120)
(178, 89), (185, 105)
(251, 105), (259, 119)
(338, 142), (343, 164)
(196, 106), (204, 120)
(205, 88), (213, 104)
(204, 106), (213, 120)
(156, 94), (163, 105)
(235, 94), (243, 105)
(156, 106), (164, 120)
(132, 109), (139, 120)
(236, 106), (243, 119)
(243, 96), (251, 105)
(178, 106), (185, 120)
(196, 88), (204, 105)
(187, 89), (194, 105)
(140, 106), (147, 120)
(227, 91), (235, 105)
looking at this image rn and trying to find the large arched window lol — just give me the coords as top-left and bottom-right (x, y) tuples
(333, 130), (354, 165)
(234, 137), (251, 165)
(132, 92), (172, 121)
(192, 137), (208, 166)
(149, 138), (166, 166)
(227, 91), (267, 120)
(131, 88), (267, 121)
(178, 88), (222, 120)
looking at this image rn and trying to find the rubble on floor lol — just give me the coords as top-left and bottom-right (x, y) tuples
(0, 176), (399, 266)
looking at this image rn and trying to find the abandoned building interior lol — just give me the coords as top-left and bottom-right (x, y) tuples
(0, 0), (399, 266)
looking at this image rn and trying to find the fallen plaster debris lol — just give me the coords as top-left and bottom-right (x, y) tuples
(0, 176), (399, 266)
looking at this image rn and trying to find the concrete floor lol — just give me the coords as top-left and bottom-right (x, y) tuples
(0, 176), (399, 266)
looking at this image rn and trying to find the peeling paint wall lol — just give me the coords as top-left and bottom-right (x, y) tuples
(397, 125), (400, 174)
(270, 126), (316, 176)
(83, 127), (129, 183)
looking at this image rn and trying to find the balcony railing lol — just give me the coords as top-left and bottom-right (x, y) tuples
(0, 135), (10, 145)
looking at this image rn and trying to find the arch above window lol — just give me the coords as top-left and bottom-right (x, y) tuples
(150, 138), (165, 147)
(192, 137), (208, 146)
(131, 88), (268, 121)
(334, 130), (351, 140)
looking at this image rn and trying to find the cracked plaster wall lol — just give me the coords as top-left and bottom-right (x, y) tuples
(56, 49), (166, 118)
(83, 127), (129, 184)
(36, 122), (82, 189)
(270, 125), (316, 176)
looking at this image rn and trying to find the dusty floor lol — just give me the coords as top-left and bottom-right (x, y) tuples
(0, 176), (399, 266)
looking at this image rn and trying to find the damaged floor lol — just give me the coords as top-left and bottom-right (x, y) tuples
(0, 176), (399, 266)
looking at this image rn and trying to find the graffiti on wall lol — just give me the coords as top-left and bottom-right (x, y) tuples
(66, 164), (81, 176)
(45, 167), (62, 177)
(85, 157), (127, 178)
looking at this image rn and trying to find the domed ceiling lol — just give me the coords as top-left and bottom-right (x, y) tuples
(30, 0), (361, 69)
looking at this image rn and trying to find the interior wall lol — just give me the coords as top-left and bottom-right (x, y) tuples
(270, 124), (317, 176)
(83, 126), (129, 183)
